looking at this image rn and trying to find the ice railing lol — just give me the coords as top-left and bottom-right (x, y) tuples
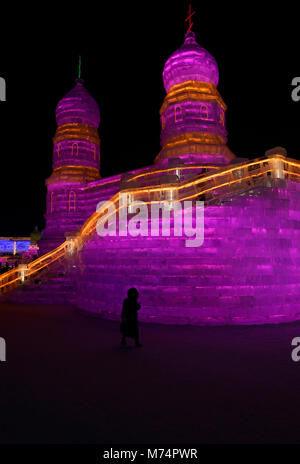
(121, 164), (219, 189)
(0, 153), (297, 294)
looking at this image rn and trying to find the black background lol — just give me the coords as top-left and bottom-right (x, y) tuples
(0, 2), (298, 235)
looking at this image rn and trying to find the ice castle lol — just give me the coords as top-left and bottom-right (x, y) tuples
(1, 27), (300, 326)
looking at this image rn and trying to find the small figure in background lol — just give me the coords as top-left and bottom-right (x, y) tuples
(120, 288), (142, 347)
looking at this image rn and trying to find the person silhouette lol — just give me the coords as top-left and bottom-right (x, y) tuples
(120, 288), (142, 347)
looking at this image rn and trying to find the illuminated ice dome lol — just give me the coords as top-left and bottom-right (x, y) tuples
(163, 31), (219, 92)
(55, 78), (100, 128)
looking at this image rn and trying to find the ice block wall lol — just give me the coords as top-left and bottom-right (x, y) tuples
(75, 184), (300, 325)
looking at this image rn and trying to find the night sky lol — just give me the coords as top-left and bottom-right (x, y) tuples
(0, 3), (299, 236)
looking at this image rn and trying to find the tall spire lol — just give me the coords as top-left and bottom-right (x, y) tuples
(185, 4), (195, 33)
(78, 55), (82, 79)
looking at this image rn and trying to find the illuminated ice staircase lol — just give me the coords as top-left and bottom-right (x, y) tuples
(1, 153), (300, 325)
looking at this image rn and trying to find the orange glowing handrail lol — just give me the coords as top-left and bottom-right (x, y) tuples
(0, 154), (297, 294)
(120, 157), (282, 194)
(127, 165), (218, 182)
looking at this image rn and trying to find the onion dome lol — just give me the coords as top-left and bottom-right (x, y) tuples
(55, 78), (100, 128)
(163, 31), (219, 93)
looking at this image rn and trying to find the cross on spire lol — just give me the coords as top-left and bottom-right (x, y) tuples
(185, 4), (195, 33)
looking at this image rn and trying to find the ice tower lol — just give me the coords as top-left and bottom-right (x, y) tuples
(156, 30), (235, 166)
(40, 77), (101, 252)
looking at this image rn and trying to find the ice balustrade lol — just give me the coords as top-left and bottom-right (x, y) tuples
(0, 154), (294, 294)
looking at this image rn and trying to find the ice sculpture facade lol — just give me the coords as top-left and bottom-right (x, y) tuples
(4, 31), (300, 326)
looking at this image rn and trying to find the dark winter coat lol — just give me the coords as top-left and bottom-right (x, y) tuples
(120, 298), (140, 338)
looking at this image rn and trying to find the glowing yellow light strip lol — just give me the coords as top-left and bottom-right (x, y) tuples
(53, 123), (100, 144)
(0, 155), (298, 292)
(0, 277), (20, 290)
(27, 243), (67, 269)
(181, 170), (271, 202)
(282, 170), (300, 178)
(79, 170), (271, 238)
(128, 165), (218, 182)
(27, 254), (66, 276)
(121, 157), (288, 195)
(163, 132), (225, 148)
(52, 165), (99, 174)
(161, 81), (226, 113)
(78, 156), (291, 238)
(161, 93), (226, 114)
(79, 170), (271, 241)
(83, 177), (122, 191)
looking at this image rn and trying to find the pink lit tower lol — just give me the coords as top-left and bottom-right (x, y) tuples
(156, 6), (235, 167)
(39, 58), (101, 253)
